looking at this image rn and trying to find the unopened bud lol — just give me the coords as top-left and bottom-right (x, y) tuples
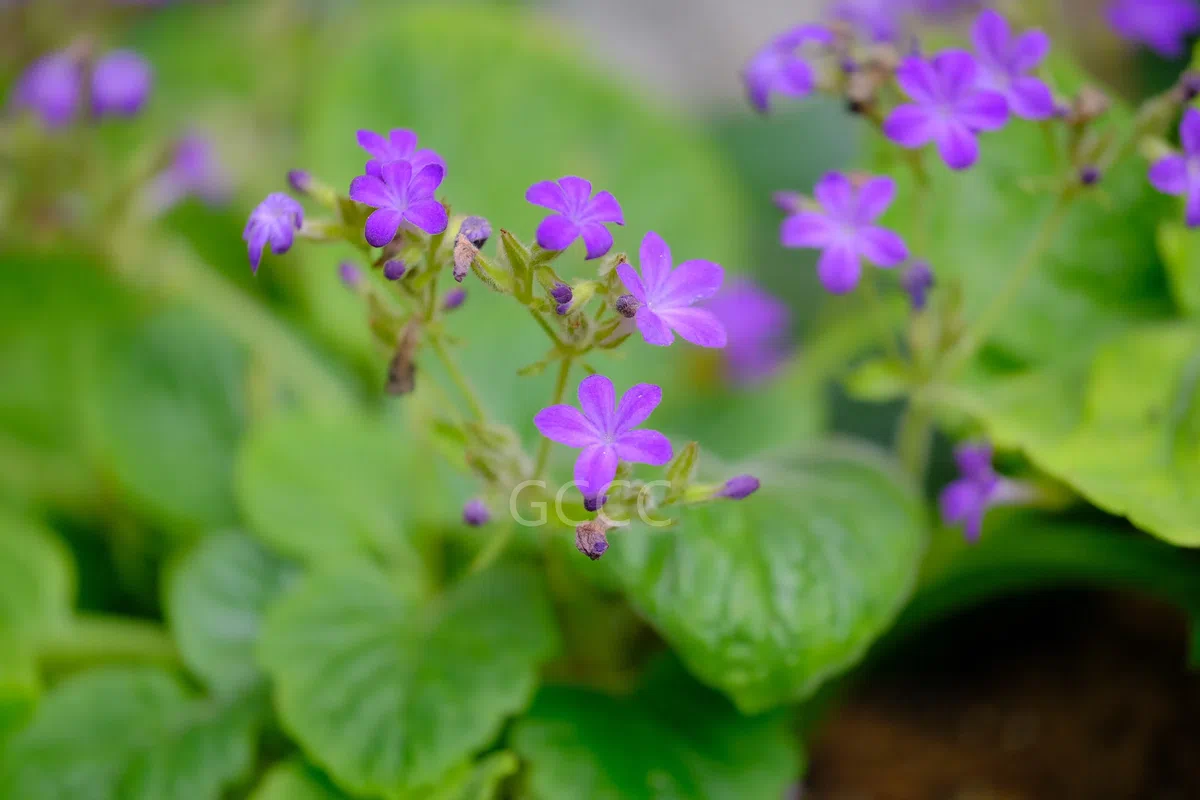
(383, 259), (406, 280)
(442, 288), (467, 311)
(287, 170), (311, 194)
(717, 474), (760, 500)
(900, 260), (934, 311)
(1079, 165), (1101, 186)
(772, 191), (804, 215)
(550, 282), (572, 304)
(338, 261), (362, 289)
(583, 493), (607, 512)
(459, 215), (491, 249)
(463, 498), (490, 527)
(453, 234), (478, 282)
(574, 521), (609, 560)
(1069, 86), (1110, 124)
(615, 294), (640, 318)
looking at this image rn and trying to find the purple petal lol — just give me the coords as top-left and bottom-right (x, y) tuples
(935, 122), (980, 170)
(1149, 155), (1189, 196)
(1010, 29), (1051, 72)
(387, 128), (418, 156)
(858, 227), (909, 266)
(525, 180), (569, 213)
(356, 129), (389, 159)
(578, 374), (616, 434)
(895, 56), (940, 103)
(365, 160), (383, 178)
(580, 223), (614, 260)
(408, 163), (444, 200)
(775, 22), (836, 49)
(614, 429), (673, 465)
(778, 59), (816, 96)
(558, 176), (593, 213)
(364, 209), (404, 248)
(574, 444), (618, 501)
(658, 259), (724, 308)
(934, 51), (980, 104)
(617, 262), (648, 303)
(1187, 185), (1200, 228)
(404, 200), (448, 235)
(246, 228), (268, 273)
(536, 214), (580, 251)
(534, 404), (599, 446)
(883, 105), (938, 147)
(955, 443), (994, 479)
(656, 307), (728, 348)
(813, 172), (855, 218)
(939, 479), (987, 541)
(639, 231), (673, 297)
(348, 174), (392, 208)
(635, 308), (675, 346)
(956, 89), (1009, 131)
(584, 190), (623, 224)
(382, 160), (413, 195)
(971, 10), (1011, 68)
(613, 383), (663, 433)
(780, 211), (837, 249)
(409, 149), (446, 173)
(854, 177), (896, 224)
(1182, 108), (1200, 156)
(269, 225), (295, 254)
(816, 241), (861, 294)
(742, 57), (775, 112)
(1007, 77), (1055, 120)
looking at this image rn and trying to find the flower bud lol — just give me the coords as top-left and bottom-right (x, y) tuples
(900, 260), (934, 311)
(550, 282), (572, 305)
(1079, 165), (1101, 186)
(287, 170), (311, 194)
(1068, 86), (1110, 125)
(91, 50), (152, 118)
(383, 259), (406, 280)
(717, 474), (760, 500)
(463, 498), (490, 527)
(772, 191), (804, 215)
(583, 493), (607, 512)
(442, 288), (467, 311)
(453, 234), (478, 282)
(338, 261), (362, 289)
(575, 521), (609, 560)
(1178, 71), (1200, 102)
(615, 294), (640, 318)
(459, 215), (492, 249)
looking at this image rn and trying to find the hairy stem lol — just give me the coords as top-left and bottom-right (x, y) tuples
(533, 355), (573, 479)
(429, 335), (488, 421)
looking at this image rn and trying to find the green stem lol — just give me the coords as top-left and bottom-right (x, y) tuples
(39, 613), (180, 672)
(429, 335), (488, 421)
(528, 308), (562, 346)
(895, 393), (934, 481)
(533, 356), (573, 479)
(859, 272), (901, 361)
(466, 522), (516, 576)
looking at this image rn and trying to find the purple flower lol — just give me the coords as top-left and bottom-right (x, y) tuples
(1108, 0), (1200, 58)
(144, 133), (229, 214)
(1149, 108), (1200, 226)
(244, 193), (303, 273)
(356, 128), (445, 175)
(705, 279), (792, 386)
(443, 288), (467, 310)
(525, 176), (623, 259)
(10, 52), (81, 128)
(938, 443), (1028, 542)
(349, 160), (448, 247)
(971, 10), (1055, 120)
(533, 374), (673, 506)
(779, 172), (909, 294)
(287, 170), (311, 194)
(616, 231), (727, 348)
(550, 282), (573, 315)
(742, 24), (834, 112)
(883, 51), (1009, 170)
(830, 0), (904, 43)
(91, 50), (152, 118)
(463, 498), (490, 527)
(717, 475), (761, 500)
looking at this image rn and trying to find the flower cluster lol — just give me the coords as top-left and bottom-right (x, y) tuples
(12, 48), (152, 128)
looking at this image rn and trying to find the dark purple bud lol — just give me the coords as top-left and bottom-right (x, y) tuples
(453, 234), (477, 282)
(90, 50), (152, 118)
(338, 261), (362, 289)
(615, 294), (640, 318)
(383, 259), (407, 280)
(287, 169), (311, 194)
(463, 498), (490, 527)
(900, 260), (934, 311)
(1079, 165), (1101, 186)
(583, 494), (607, 512)
(459, 215), (491, 249)
(840, 58), (859, 74)
(717, 474), (760, 500)
(575, 521), (609, 560)
(550, 282), (573, 305)
(442, 288), (467, 311)
(1180, 71), (1200, 102)
(772, 191), (804, 215)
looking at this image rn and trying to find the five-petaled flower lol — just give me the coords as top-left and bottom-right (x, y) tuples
(1148, 107), (1200, 227)
(742, 24), (834, 113)
(91, 50), (153, 118)
(971, 10), (1055, 121)
(779, 172), (909, 294)
(705, 278), (792, 386)
(1107, 0), (1200, 58)
(349, 160), (448, 247)
(525, 176), (624, 259)
(534, 374), (673, 507)
(617, 231), (728, 348)
(356, 128), (445, 175)
(884, 50), (1009, 170)
(939, 443), (1029, 542)
(244, 193), (304, 273)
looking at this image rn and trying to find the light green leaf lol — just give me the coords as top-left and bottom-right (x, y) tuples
(258, 563), (559, 796)
(611, 440), (926, 712)
(422, 752), (519, 800)
(1157, 221), (1200, 316)
(843, 357), (913, 402)
(92, 308), (248, 533)
(512, 660), (800, 800)
(251, 752), (517, 800)
(0, 512), (73, 644)
(166, 532), (297, 695)
(0, 667), (262, 800)
(249, 761), (350, 800)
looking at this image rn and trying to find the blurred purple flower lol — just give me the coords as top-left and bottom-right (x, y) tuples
(718, 474), (761, 500)
(617, 231), (727, 348)
(145, 133), (230, 214)
(772, 191), (804, 215)
(356, 128), (445, 175)
(244, 193), (303, 273)
(830, 0), (904, 43)
(705, 278), (792, 386)
(779, 172), (908, 294)
(900, 260), (934, 310)
(1149, 108), (1200, 226)
(338, 261), (362, 289)
(11, 51), (81, 128)
(939, 443), (1030, 542)
(534, 374), (673, 506)
(971, 10), (1055, 120)
(743, 24), (834, 112)
(463, 498), (490, 527)
(884, 51), (1008, 170)
(91, 50), (152, 118)
(1108, 0), (1200, 58)
(442, 288), (467, 310)
(525, 176), (623, 259)
(349, 160), (447, 247)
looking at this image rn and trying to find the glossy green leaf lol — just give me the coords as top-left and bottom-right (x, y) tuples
(166, 532), (297, 695)
(610, 440), (926, 712)
(0, 667), (262, 800)
(92, 308), (248, 533)
(258, 562), (559, 796)
(512, 660), (800, 800)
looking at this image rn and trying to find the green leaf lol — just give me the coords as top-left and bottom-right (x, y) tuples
(946, 323), (1200, 546)
(422, 752), (519, 800)
(512, 660), (800, 800)
(1157, 221), (1200, 316)
(258, 562), (560, 796)
(166, 532), (297, 695)
(250, 761), (351, 800)
(843, 357), (913, 402)
(0, 667), (262, 800)
(0, 512), (74, 644)
(92, 308), (248, 533)
(610, 440), (926, 712)
(250, 753), (517, 800)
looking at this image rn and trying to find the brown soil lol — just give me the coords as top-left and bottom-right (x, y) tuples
(805, 591), (1200, 800)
